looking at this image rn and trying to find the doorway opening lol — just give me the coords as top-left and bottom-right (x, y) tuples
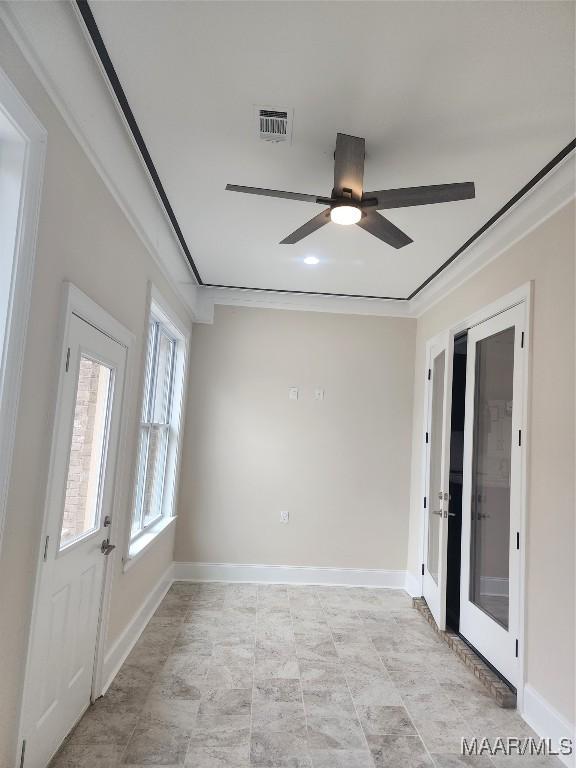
(446, 331), (467, 633)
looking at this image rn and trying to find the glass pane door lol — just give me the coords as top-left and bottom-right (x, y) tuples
(469, 326), (514, 629)
(60, 356), (113, 549)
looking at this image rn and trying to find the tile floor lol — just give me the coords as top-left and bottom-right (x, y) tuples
(51, 583), (561, 767)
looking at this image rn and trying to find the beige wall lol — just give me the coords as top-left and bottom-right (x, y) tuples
(407, 201), (575, 724)
(176, 306), (416, 570)
(0, 22), (191, 764)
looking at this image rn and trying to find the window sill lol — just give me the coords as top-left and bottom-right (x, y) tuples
(123, 516), (176, 572)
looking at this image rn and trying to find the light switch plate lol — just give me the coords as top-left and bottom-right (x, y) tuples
(314, 387), (325, 401)
(288, 387), (299, 401)
(280, 510), (289, 523)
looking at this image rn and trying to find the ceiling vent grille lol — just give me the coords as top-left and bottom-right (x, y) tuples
(257, 107), (292, 142)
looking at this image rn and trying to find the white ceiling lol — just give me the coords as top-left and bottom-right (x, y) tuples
(90, 1), (574, 299)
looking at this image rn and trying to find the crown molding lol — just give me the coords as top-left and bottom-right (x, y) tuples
(2, 1), (573, 322)
(0, 2), (199, 321)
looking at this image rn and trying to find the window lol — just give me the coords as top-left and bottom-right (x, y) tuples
(129, 293), (187, 556)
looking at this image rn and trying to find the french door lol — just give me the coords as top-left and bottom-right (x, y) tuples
(22, 313), (126, 768)
(460, 304), (525, 687)
(423, 331), (453, 629)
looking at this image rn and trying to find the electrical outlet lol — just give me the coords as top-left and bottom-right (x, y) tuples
(280, 510), (289, 523)
(314, 387), (325, 401)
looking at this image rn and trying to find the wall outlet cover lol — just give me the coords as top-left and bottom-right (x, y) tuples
(280, 510), (289, 523)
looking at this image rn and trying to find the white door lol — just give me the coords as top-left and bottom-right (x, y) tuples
(423, 332), (453, 629)
(23, 313), (126, 768)
(460, 304), (525, 687)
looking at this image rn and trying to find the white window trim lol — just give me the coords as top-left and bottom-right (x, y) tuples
(124, 282), (190, 570)
(0, 66), (46, 554)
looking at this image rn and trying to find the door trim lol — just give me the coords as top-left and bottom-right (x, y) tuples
(419, 281), (532, 712)
(17, 283), (134, 765)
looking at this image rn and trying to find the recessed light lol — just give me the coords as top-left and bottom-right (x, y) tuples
(303, 256), (319, 265)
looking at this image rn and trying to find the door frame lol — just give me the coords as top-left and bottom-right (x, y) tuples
(17, 283), (135, 764)
(421, 329), (455, 630)
(419, 282), (532, 712)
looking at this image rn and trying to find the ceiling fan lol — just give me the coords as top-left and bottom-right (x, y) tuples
(226, 133), (475, 248)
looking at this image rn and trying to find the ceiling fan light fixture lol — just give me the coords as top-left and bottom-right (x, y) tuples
(330, 204), (362, 226)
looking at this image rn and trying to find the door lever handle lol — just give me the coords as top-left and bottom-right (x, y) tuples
(431, 510), (443, 516)
(101, 539), (116, 555)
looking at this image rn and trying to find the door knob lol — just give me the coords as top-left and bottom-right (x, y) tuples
(101, 539), (116, 555)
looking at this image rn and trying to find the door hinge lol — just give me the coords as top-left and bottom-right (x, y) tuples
(516, 531), (520, 550)
(425, 431), (429, 444)
(423, 496), (427, 509)
(43, 535), (49, 561)
(421, 563), (425, 576)
(520, 331), (525, 348)
(19, 739), (26, 768)
(518, 429), (522, 447)
(515, 638), (519, 658)
(427, 368), (431, 381)
(65, 346), (71, 372)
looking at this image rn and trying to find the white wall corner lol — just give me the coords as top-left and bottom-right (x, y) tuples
(522, 684), (575, 768)
(173, 561), (408, 589)
(100, 562), (174, 695)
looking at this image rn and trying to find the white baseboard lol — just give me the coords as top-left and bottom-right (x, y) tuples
(173, 561), (408, 589)
(404, 570), (422, 598)
(522, 684), (575, 767)
(100, 563), (174, 693)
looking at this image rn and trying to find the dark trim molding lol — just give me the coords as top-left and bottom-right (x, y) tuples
(76, 1), (575, 302)
(75, 0), (203, 284)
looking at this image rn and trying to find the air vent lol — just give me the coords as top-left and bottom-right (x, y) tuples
(256, 106), (292, 143)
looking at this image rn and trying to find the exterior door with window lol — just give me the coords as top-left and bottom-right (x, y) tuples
(423, 331), (454, 629)
(23, 313), (126, 768)
(460, 304), (525, 687)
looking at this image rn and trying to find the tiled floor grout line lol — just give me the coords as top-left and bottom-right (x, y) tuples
(287, 586), (311, 767)
(319, 589), (377, 767)
(249, 585), (258, 767)
(382, 612), (440, 768)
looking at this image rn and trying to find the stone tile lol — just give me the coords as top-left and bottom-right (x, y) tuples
(204, 660), (253, 689)
(430, 755), (495, 766)
(253, 678), (302, 703)
(140, 696), (199, 729)
(188, 715), (250, 749)
(347, 673), (403, 706)
(50, 744), (123, 767)
(254, 653), (300, 680)
(197, 687), (251, 717)
(122, 722), (191, 765)
(251, 703), (307, 734)
(298, 660), (348, 689)
(369, 734), (434, 767)
(309, 749), (375, 768)
(357, 705), (417, 736)
(65, 701), (138, 745)
(306, 715), (366, 750)
(296, 639), (338, 662)
(184, 746), (250, 767)
(415, 718), (472, 754)
(250, 730), (311, 767)
(302, 687), (357, 718)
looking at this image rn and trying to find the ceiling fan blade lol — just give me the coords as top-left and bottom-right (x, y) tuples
(333, 133), (365, 201)
(364, 182), (475, 210)
(226, 184), (321, 203)
(356, 211), (412, 249)
(280, 209), (331, 244)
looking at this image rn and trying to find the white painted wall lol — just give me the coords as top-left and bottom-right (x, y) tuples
(0, 21), (192, 766)
(407, 201), (575, 727)
(175, 306), (416, 571)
